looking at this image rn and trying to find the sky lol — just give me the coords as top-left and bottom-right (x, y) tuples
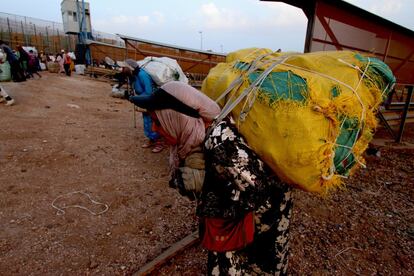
(1, 0), (413, 53)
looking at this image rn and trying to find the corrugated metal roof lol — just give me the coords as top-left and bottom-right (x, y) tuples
(116, 33), (226, 57)
(85, 39), (125, 49)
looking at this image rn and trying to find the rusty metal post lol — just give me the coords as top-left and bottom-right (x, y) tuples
(21, 21), (26, 46)
(24, 17), (28, 45)
(57, 28), (61, 52)
(6, 17), (12, 48)
(396, 85), (413, 143)
(122, 38), (137, 128)
(132, 92), (136, 128)
(39, 29), (45, 54)
(377, 111), (397, 140)
(45, 26), (50, 52)
(33, 24), (37, 49)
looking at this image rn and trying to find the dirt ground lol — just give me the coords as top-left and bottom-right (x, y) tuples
(0, 72), (413, 275)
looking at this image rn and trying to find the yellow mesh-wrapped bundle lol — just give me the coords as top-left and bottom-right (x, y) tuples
(202, 48), (395, 194)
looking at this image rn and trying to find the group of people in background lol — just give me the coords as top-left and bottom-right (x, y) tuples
(0, 40), (47, 106)
(36, 49), (73, 77)
(0, 39), (76, 106)
(0, 40), (43, 83)
(55, 49), (72, 76)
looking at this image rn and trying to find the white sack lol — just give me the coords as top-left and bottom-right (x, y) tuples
(137, 56), (188, 86)
(75, 64), (86, 75)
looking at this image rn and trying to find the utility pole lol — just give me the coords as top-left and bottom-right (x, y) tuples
(199, 31), (203, 50)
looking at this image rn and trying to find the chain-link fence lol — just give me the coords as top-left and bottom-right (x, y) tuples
(0, 12), (124, 55)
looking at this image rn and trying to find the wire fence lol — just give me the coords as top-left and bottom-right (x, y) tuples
(0, 12), (124, 55)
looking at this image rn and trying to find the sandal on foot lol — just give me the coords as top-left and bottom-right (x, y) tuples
(141, 140), (154, 148)
(152, 144), (164, 153)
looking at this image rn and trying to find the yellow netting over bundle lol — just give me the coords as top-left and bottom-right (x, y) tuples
(202, 48), (395, 195)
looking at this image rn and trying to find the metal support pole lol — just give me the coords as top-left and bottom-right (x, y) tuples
(396, 85), (413, 143)
(24, 17), (28, 45)
(66, 35), (70, 52)
(76, 0), (81, 28)
(52, 23), (57, 53)
(21, 21), (26, 46)
(33, 24), (37, 49)
(132, 95), (136, 129)
(57, 29), (61, 51)
(39, 30), (44, 53)
(81, 0), (87, 40)
(199, 31), (203, 50)
(7, 18), (12, 48)
(377, 111), (397, 140)
(45, 26), (50, 52)
(122, 38), (137, 128)
(88, 43), (93, 67)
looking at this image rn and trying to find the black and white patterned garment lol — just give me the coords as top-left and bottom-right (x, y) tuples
(197, 119), (293, 276)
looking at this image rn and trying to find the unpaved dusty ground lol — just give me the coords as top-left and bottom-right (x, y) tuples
(0, 72), (413, 275)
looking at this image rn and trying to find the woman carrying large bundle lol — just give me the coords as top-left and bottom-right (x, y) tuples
(130, 81), (293, 275)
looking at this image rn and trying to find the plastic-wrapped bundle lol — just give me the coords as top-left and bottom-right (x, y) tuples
(202, 48), (395, 194)
(0, 61), (11, 81)
(110, 84), (127, 98)
(137, 56), (188, 86)
(0, 50), (11, 81)
(47, 62), (59, 73)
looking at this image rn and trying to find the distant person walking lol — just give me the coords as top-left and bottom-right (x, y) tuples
(17, 45), (30, 78)
(56, 51), (65, 75)
(63, 50), (72, 76)
(38, 50), (47, 70)
(27, 50), (41, 79)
